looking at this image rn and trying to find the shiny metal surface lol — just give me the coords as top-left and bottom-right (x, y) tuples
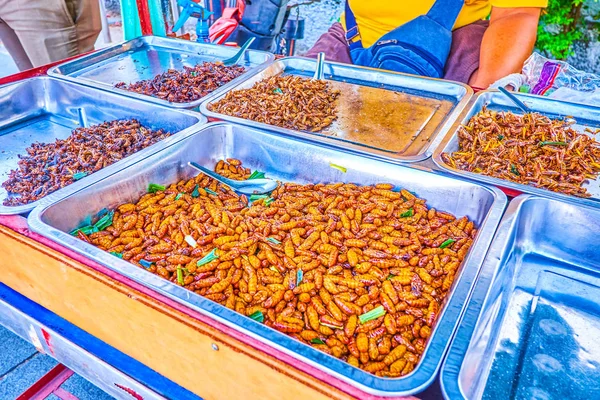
(441, 195), (600, 400)
(29, 122), (506, 397)
(432, 90), (600, 208)
(48, 36), (275, 109)
(0, 76), (205, 215)
(200, 57), (473, 163)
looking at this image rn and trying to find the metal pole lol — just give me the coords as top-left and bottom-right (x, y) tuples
(98, 0), (112, 44)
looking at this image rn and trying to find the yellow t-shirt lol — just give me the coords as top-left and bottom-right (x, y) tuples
(344, 0), (548, 48)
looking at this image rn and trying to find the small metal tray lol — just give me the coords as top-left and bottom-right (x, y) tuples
(432, 90), (600, 207)
(29, 122), (506, 397)
(441, 195), (600, 399)
(48, 36), (275, 109)
(200, 57), (473, 163)
(0, 76), (206, 215)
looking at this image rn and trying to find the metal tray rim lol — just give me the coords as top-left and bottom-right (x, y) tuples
(0, 76), (207, 215)
(47, 35), (276, 109)
(28, 122), (507, 397)
(199, 56), (474, 164)
(431, 89), (600, 209)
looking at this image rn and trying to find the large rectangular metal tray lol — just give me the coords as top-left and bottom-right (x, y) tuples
(441, 195), (600, 399)
(200, 57), (473, 163)
(0, 76), (206, 215)
(48, 36), (275, 109)
(29, 122), (506, 397)
(433, 90), (600, 208)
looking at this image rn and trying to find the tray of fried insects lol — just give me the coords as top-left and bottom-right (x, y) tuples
(200, 57), (473, 163)
(29, 122), (505, 397)
(47, 36), (275, 109)
(433, 90), (600, 208)
(0, 76), (205, 215)
(441, 194), (600, 399)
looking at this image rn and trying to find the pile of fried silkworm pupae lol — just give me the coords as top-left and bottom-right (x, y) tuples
(77, 159), (477, 377)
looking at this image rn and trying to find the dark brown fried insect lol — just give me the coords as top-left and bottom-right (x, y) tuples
(83, 159), (476, 378)
(115, 62), (246, 103)
(2, 120), (171, 206)
(441, 108), (600, 198)
(209, 74), (340, 132)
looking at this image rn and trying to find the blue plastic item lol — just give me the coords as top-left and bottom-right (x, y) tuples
(173, 0), (213, 43)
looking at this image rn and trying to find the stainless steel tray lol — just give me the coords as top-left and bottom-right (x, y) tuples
(200, 57), (473, 163)
(432, 90), (600, 208)
(0, 76), (206, 215)
(29, 122), (506, 397)
(441, 195), (600, 399)
(48, 36), (275, 109)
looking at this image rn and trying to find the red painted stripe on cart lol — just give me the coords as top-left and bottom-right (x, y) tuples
(0, 52), (92, 86)
(115, 383), (144, 400)
(54, 387), (80, 400)
(41, 328), (56, 355)
(16, 364), (74, 400)
(1, 214), (418, 399)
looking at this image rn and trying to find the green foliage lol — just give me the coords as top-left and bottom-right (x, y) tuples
(536, 0), (600, 60)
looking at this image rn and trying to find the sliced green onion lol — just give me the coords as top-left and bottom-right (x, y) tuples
(359, 305), (385, 324)
(264, 197), (274, 207)
(139, 259), (153, 269)
(440, 238), (456, 249)
(110, 251), (123, 259)
(96, 208), (109, 218)
(538, 141), (568, 147)
(148, 183), (165, 193)
(249, 194), (268, 202)
(400, 208), (414, 218)
(497, 135), (504, 141)
(321, 322), (343, 330)
(311, 338), (325, 345)
(175, 193), (183, 201)
(197, 248), (219, 267)
(510, 164), (520, 176)
(329, 163), (347, 173)
(269, 266), (280, 273)
(386, 274), (394, 280)
(185, 235), (198, 248)
(266, 237), (281, 244)
(191, 184), (200, 198)
(249, 310), (264, 323)
(273, 88), (283, 94)
(93, 211), (114, 231)
(72, 172), (88, 180)
(248, 170), (266, 180)
(70, 225), (97, 236)
(176, 267), (184, 285)
(296, 269), (304, 286)
(205, 188), (218, 196)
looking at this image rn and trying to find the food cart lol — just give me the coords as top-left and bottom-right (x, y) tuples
(1, 3), (599, 400)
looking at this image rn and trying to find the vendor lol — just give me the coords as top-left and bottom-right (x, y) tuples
(305, 0), (547, 88)
(0, 0), (101, 71)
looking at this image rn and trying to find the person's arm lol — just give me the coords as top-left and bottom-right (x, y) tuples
(469, 7), (541, 88)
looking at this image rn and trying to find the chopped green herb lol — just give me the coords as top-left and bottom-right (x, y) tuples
(273, 88), (283, 94)
(110, 251), (123, 259)
(386, 274), (394, 280)
(190, 71), (197, 77)
(249, 310), (264, 323)
(139, 259), (153, 269)
(329, 163), (347, 173)
(191, 184), (200, 198)
(96, 208), (109, 218)
(93, 211), (114, 231)
(148, 183), (165, 193)
(266, 237), (281, 245)
(359, 305), (385, 324)
(205, 188), (218, 196)
(440, 238), (456, 249)
(264, 197), (274, 207)
(538, 141), (568, 147)
(497, 135), (504, 141)
(175, 193), (183, 201)
(70, 225), (97, 236)
(248, 170), (266, 180)
(510, 164), (520, 176)
(196, 248), (219, 267)
(176, 267), (184, 285)
(296, 269), (304, 286)
(311, 338), (325, 345)
(249, 194), (268, 202)
(400, 208), (414, 218)
(72, 172), (88, 180)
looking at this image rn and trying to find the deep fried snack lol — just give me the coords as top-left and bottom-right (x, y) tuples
(2, 120), (170, 206)
(209, 75), (340, 132)
(115, 62), (246, 103)
(441, 108), (600, 197)
(83, 159), (477, 377)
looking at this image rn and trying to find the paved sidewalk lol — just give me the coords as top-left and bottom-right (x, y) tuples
(0, 325), (113, 400)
